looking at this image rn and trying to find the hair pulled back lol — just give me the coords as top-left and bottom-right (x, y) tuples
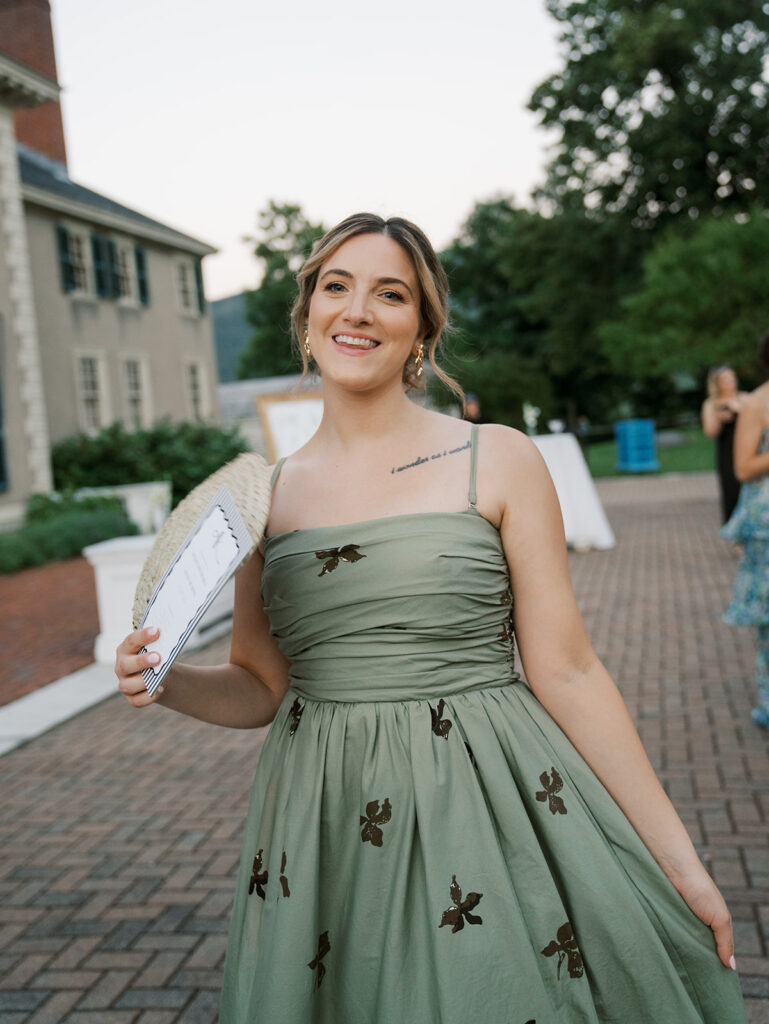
(290, 212), (463, 402)
(706, 365), (737, 400)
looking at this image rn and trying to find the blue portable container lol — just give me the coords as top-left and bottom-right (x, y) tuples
(615, 419), (660, 472)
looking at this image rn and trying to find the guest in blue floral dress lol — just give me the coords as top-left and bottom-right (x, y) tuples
(721, 331), (769, 730)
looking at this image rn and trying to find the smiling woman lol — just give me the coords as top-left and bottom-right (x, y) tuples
(115, 213), (747, 1024)
(290, 212), (463, 399)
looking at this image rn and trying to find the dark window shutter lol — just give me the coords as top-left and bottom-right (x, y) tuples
(194, 260), (205, 314)
(57, 225), (76, 293)
(106, 240), (120, 298)
(91, 234), (109, 297)
(135, 246), (150, 306)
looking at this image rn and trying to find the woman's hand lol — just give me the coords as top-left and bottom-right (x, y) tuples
(672, 866), (736, 970)
(716, 401), (738, 421)
(115, 626), (165, 708)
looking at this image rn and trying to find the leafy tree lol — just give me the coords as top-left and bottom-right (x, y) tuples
(512, 206), (643, 425)
(442, 199), (637, 427)
(529, 0), (769, 228)
(441, 200), (553, 426)
(238, 202), (325, 379)
(600, 213), (769, 385)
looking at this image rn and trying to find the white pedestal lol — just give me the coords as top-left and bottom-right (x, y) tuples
(83, 535), (235, 663)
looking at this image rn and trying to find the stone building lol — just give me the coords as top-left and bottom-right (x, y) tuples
(0, 0), (218, 527)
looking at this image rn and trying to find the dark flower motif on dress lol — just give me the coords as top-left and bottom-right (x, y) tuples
(248, 849), (268, 899)
(279, 850), (290, 898)
(315, 544), (366, 577)
(360, 798), (392, 847)
(535, 767), (567, 816)
(541, 922), (583, 980)
(288, 698), (304, 736)
(430, 698), (452, 739)
(439, 874), (483, 933)
(465, 742), (478, 768)
(308, 930), (330, 990)
(499, 586), (516, 663)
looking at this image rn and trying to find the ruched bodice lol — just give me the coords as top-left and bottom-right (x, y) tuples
(262, 509), (519, 701)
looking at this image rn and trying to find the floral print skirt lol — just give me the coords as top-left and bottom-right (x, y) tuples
(218, 680), (746, 1023)
(723, 539), (769, 628)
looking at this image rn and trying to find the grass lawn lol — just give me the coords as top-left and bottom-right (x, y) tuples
(584, 428), (715, 478)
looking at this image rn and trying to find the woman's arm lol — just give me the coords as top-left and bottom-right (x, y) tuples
(701, 398), (723, 439)
(733, 395), (769, 482)
(116, 547), (291, 728)
(476, 425), (735, 968)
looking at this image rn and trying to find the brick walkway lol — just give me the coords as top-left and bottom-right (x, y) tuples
(0, 473), (767, 1023)
(0, 558), (98, 706)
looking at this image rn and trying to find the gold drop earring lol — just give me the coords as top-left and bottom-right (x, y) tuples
(303, 325), (312, 361)
(414, 343), (424, 378)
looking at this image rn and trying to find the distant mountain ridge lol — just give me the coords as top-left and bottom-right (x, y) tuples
(211, 292), (252, 382)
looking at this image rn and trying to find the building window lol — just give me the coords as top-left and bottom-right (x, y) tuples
(176, 260), (200, 314)
(57, 225), (92, 294)
(176, 258), (207, 315)
(135, 246), (150, 306)
(77, 355), (106, 434)
(115, 246), (135, 300)
(69, 234), (91, 291)
(194, 259), (206, 314)
(91, 234), (120, 299)
(59, 227), (151, 305)
(123, 359), (145, 430)
(187, 363), (205, 420)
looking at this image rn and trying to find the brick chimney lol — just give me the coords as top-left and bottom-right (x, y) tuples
(0, 0), (67, 166)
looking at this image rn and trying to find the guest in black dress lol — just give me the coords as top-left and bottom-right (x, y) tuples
(701, 366), (748, 523)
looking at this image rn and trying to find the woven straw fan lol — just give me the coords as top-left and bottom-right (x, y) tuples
(132, 452), (273, 629)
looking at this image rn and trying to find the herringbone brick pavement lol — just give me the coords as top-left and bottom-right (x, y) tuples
(0, 473), (767, 1023)
(0, 558), (98, 705)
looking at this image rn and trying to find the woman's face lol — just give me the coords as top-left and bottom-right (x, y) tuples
(307, 233), (423, 393)
(717, 369), (738, 396)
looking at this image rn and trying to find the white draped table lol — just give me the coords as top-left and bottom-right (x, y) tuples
(531, 433), (615, 551)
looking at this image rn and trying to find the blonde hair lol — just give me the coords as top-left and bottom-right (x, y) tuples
(706, 365), (737, 401)
(290, 213), (463, 403)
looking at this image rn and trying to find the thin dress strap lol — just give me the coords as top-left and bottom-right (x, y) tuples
(468, 424), (479, 509)
(270, 457), (287, 489)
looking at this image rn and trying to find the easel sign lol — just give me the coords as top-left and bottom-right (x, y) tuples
(257, 391), (324, 462)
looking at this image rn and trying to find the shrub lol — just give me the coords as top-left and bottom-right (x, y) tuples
(25, 490), (127, 524)
(0, 507), (138, 575)
(52, 420), (249, 507)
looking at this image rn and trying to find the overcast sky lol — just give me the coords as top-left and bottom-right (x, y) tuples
(51, 0), (562, 300)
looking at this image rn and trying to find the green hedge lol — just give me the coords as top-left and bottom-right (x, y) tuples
(25, 490), (127, 523)
(0, 506), (138, 574)
(52, 420), (249, 507)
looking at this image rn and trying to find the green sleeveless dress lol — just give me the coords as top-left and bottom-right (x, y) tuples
(220, 426), (745, 1023)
